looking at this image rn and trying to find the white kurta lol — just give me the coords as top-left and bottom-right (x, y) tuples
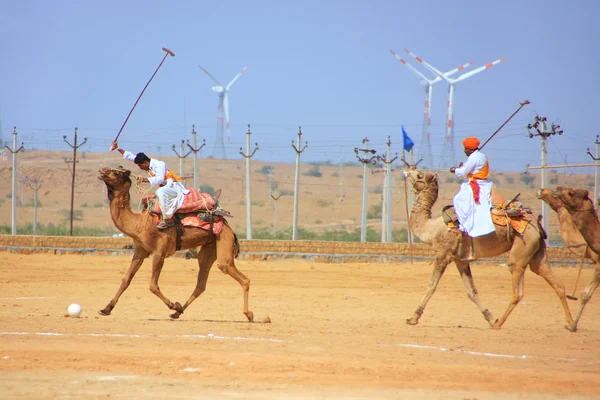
(453, 150), (495, 237)
(122, 151), (190, 219)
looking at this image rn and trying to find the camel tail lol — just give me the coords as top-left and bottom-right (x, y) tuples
(233, 233), (240, 259)
(223, 219), (240, 259)
(536, 214), (548, 240)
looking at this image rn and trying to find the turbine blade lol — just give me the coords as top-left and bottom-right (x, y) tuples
(443, 61), (475, 78)
(454, 57), (506, 82)
(198, 64), (225, 87)
(226, 65), (247, 90)
(390, 50), (432, 84)
(403, 48), (454, 83)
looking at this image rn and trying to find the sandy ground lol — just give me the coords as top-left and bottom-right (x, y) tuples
(0, 252), (598, 399)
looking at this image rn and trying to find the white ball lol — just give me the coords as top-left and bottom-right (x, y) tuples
(67, 303), (82, 317)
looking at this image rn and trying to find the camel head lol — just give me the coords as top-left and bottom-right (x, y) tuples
(536, 188), (563, 212)
(98, 167), (132, 199)
(552, 186), (593, 214)
(403, 167), (438, 194)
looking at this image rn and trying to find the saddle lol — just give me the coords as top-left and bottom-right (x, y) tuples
(142, 188), (233, 241)
(442, 192), (532, 235)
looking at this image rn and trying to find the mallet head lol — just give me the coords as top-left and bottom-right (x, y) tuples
(162, 47), (175, 57)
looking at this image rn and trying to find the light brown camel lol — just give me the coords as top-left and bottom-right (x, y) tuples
(550, 186), (600, 328)
(97, 166), (254, 321)
(402, 166), (575, 330)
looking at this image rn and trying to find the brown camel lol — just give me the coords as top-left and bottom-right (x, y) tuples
(402, 166), (575, 330)
(97, 166), (254, 321)
(550, 186), (600, 328)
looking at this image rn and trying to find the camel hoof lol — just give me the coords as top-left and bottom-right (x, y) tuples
(262, 316), (271, 323)
(565, 324), (578, 332)
(406, 318), (418, 326)
(170, 302), (184, 313)
(170, 312), (181, 319)
(245, 311), (254, 322)
(98, 309), (111, 316)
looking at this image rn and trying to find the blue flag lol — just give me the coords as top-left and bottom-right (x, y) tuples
(402, 125), (414, 152)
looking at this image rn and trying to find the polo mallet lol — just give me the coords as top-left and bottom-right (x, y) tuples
(110, 47), (175, 150)
(478, 100), (530, 151)
(567, 246), (587, 301)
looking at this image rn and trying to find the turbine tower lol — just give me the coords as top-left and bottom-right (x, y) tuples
(404, 49), (505, 167)
(390, 50), (473, 168)
(198, 65), (247, 159)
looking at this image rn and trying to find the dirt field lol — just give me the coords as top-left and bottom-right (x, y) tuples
(0, 252), (598, 399)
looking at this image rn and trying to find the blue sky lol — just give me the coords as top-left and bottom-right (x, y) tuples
(1, 0), (599, 172)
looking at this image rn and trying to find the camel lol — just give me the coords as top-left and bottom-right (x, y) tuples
(402, 166), (575, 330)
(97, 166), (254, 321)
(550, 186), (600, 328)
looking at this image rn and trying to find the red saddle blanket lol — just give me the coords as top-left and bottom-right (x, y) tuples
(143, 189), (222, 235)
(144, 188), (216, 215)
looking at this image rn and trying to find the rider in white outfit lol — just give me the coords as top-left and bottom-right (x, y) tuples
(449, 137), (495, 238)
(111, 140), (189, 229)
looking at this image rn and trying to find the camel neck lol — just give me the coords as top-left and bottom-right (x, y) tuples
(109, 188), (147, 240)
(409, 180), (437, 241)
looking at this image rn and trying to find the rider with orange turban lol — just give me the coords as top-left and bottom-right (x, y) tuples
(449, 137), (495, 240)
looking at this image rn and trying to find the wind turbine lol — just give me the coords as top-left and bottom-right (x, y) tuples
(404, 48), (505, 167)
(198, 64), (247, 159)
(390, 50), (473, 168)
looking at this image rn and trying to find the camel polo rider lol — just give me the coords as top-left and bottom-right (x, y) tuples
(449, 137), (495, 238)
(110, 140), (190, 230)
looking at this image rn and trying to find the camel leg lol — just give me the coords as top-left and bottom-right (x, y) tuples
(525, 249), (576, 331)
(455, 261), (497, 327)
(491, 260), (527, 329)
(571, 267), (599, 331)
(407, 257), (448, 325)
(147, 254), (184, 316)
(216, 228), (253, 322)
(169, 242), (218, 319)
(99, 247), (150, 316)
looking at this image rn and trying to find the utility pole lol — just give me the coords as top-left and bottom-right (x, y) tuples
(338, 150), (344, 200)
(354, 138), (377, 242)
(587, 135), (600, 203)
(267, 167), (274, 205)
(291, 126), (307, 241)
(172, 139), (192, 177)
(378, 136), (398, 242)
(186, 125), (206, 189)
(5, 127), (24, 235)
(25, 177), (43, 235)
(239, 124), (259, 239)
(270, 185), (282, 234)
(527, 115), (563, 234)
(63, 127), (87, 236)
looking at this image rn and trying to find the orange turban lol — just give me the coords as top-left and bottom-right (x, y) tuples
(462, 137), (480, 150)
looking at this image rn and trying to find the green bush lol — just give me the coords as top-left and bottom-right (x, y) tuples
(199, 184), (215, 195)
(304, 165), (322, 177)
(519, 173), (535, 185)
(0, 223), (118, 236)
(238, 226), (411, 243)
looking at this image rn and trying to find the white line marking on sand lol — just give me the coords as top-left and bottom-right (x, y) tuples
(0, 296), (57, 300)
(398, 343), (577, 362)
(0, 331), (286, 343)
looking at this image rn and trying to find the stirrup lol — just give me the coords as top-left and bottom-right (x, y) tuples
(157, 219), (175, 230)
